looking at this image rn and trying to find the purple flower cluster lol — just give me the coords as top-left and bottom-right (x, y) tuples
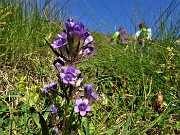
(51, 19), (95, 63)
(43, 19), (99, 124)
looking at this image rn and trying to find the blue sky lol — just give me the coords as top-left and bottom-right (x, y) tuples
(42, 0), (179, 36)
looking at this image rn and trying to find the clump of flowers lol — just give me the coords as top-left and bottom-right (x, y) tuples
(43, 19), (98, 134)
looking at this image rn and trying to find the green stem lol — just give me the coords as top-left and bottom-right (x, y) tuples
(65, 108), (74, 134)
(62, 100), (69, 135)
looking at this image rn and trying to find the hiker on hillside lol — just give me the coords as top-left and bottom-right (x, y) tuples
(134, 22), (152, 46)
(110, 26), (129, 44)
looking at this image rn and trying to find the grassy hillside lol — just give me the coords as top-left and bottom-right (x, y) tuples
(0, 1), (180, 135)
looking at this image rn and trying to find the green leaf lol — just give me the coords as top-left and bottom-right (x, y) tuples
(32, 112), (40, 128)
(38, 112), (49, 135)
(18, 76), (26, 94)
(107, 121), (126, 135)
(85, 117), (89, 135)
(127, 96), (136, 107)
(9, 81), (20, 94)
(0, 128), (4, 135)
(78, 129), (85, 135)
(121, 114), (131, 135)
(43, 106), (51, 121)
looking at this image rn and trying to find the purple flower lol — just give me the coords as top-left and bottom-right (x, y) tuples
(73, 22), (86, 36)
(53, 59), (64, 73)
(60, 73), (76, 85)
(66, 19), (87, 38)
(65, 19), (74, 31)
(62, 65), (81, 77)
(91, 92), (98, 100)
(74, 99), (91, 116)
(42, 82), (57, 94)
(84, 35), (94, 46)
(83, 46), (95, 56)
(84, 84), (93, 95)
(83, 31), (90, 39)
(49, 82), (57, 89)
(54, 128), (59, 135)
(50, 19), (95, 64)
(50, 105), (57, 115)
(51, 32), (67, 49)
(84, 84), (98, 103)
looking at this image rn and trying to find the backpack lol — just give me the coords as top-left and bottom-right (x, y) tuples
(119, 29), (129, 44)
(138, 28), (148, 42)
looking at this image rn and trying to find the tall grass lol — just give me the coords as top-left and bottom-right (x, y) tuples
(0, 0), (180, 134)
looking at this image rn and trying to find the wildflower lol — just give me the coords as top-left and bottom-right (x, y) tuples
(42, 82), (57, 94)
(84, 33), (93, 43)
(60, 73), (76, 85)
(51, 31), (67, 49)
(74, 99), (91, 116)
(50, 105), (58, 115)
(54, 128), (59, 135)
(84, 84), (93, 95)
(61, 65), (81, 77)
(50, 19), (95, 64)
(73, 22), (87, 36)
(82, 46), (95, 56)
(91, 92), (98, 100)
(53, 59), (65, 73)
(84, 84), (98, 102)
(65, 19), (74, 32)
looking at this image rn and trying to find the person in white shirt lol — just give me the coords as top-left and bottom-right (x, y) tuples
(134, 22), (152, 46)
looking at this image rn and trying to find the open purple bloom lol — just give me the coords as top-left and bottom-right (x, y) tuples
(51, 32), (67, 49)
(50, 105), (58, 115)
(73, 22), (86, 36)
(74, 99), (91, 116)
(60, 73), (76, 85)
(62, 65), (81, 77)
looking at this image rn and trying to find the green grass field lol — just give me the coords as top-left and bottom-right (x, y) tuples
(0, 1), (180, 135)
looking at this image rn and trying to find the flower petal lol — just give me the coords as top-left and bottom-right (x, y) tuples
(60, 73), (65, 78)
(86, 106), (92, 111)
(83, 99), (88, 105)
(75, 69), (81, 74)
(63, 79), (68, 84)
(76, 99), (82, 105)
(80, 111), (86, 116)
(69, 81), (75, 85)
(74, 106), (79, 112)
(85, 35), (93, 45)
